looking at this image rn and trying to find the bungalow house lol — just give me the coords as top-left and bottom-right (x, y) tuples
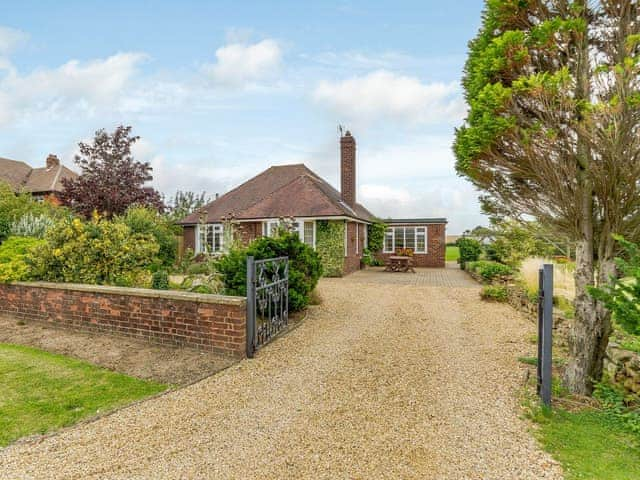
(0, 154), (77, 203)
(178, 132), (446, 275)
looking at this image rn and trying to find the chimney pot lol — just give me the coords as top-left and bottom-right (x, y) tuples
(46, 154), (60, 169)
(340, 131), (356, 208)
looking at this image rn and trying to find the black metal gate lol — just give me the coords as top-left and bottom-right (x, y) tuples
(246, 256), (289, 357)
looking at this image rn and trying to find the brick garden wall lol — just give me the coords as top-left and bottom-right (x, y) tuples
(0, 282), (247, 357)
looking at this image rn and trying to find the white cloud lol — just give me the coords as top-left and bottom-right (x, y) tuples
(313, 70), (464, 124)
(0, 52), (146, 124)
(205, 39), (282, 87)
(360, 184), (411, 204)
(0, 26), (28, 55)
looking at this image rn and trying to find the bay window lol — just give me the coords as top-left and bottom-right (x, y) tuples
(383, 226), (427, 254)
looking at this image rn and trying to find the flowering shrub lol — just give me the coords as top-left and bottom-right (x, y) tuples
(29, 214), (159, 286)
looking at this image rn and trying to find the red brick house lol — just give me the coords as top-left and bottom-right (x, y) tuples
(178, 132), (446, 275)
(0, 154), (77, 203)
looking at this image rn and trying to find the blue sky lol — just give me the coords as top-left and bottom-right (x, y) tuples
(0, 0), (485, 233)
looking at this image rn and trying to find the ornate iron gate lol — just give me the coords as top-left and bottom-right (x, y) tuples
(246, 256), (289, 358)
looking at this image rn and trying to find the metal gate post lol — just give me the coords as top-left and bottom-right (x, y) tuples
(540, 263), (554, 407)
(537, 267), (543, 394)
(246, 256), (256, 358)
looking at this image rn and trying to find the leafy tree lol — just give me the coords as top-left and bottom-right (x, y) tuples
(454, 1), (640, 394)
(60, 126), (164, 218)
(166, 190), (210, 222)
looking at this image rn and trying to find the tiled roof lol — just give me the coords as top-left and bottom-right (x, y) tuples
(179, 164), (375, 224)
(0, 157), (77, 193)
(0, 157), (33, 190)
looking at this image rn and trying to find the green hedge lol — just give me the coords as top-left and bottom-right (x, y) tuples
(456, 237), (482, 269)
(315, 220), (344, 277)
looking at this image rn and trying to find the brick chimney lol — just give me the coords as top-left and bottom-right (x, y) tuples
(340, 131), (356, 207)
(46, 154), (60, 169)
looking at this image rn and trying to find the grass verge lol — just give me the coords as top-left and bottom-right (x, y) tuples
(445, 245), (460, 262)
(532, 407), (640, 480)
(0, 343), (166, 447)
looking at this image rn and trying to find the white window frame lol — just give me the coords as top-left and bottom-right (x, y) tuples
(196, 223), (224, 254)
(383, 226), (428, 254)
(364, 224), (368, 250)
(344, 221), (348, 257)
(355, 223), (359, 254)
(263, 218), (316, 249)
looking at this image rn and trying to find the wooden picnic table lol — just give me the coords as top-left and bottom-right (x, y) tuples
(384, 255), (416, 273)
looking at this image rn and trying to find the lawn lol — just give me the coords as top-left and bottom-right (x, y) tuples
(534, 408), (640, 480)
(445, 246), (460, 262)
(0, 343), (166, 447)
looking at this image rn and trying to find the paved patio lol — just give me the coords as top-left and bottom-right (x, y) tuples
(348, 262), (477, 288)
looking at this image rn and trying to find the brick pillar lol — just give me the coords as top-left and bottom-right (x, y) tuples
(340, 131), (356, 208)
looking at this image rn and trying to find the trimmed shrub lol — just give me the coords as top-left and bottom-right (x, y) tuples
(29, 214), (159, 286)
(215, 232), (323, 311)
(151, 270), (169, 290)
(456, 237), (482, 269)
(0, 237), (45, 282)
(481, 285), (508, 302)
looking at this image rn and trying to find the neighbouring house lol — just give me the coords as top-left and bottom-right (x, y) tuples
(0, 154), (77, 203)
(178, 132), (446, 275)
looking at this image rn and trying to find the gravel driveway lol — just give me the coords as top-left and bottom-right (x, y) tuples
(0, 269), (562, 479)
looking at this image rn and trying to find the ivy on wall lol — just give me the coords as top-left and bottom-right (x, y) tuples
(316, 220), (344, 277)
(367, 221), (386, 254)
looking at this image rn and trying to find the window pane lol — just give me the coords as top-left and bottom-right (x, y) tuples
(394, 227), (405, 249)
(304, 222), (314, 247)
(416, 227), (426, 253)
(384, 228), (393, 252)
(405, 228), (415, 250)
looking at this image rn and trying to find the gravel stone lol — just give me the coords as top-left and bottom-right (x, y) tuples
(0, 268), (563, 479)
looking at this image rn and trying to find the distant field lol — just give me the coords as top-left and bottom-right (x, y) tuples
(446, 246), (460, 262)
(0, 343), (166, 447)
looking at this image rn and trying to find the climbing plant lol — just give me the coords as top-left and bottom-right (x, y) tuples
(316, 220), (344, 277)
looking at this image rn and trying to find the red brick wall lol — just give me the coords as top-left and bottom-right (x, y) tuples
(237, 222), (263, 244)
(377, 223), (446, 268)
(343, 221), (364, 275)
(0, 283), (247, 357)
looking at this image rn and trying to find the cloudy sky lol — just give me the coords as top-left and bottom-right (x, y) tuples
(0, 0), (486, 234)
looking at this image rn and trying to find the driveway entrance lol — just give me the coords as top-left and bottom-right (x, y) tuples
(0, 267), (561, 479)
